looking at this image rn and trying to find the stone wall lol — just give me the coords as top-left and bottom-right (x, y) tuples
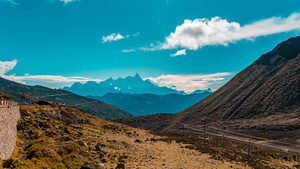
(0, 103), (20, 160)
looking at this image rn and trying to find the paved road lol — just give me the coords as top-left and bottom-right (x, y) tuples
(165, 124), (300, 154)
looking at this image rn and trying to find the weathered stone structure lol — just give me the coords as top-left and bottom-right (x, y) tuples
(0, 101), (20, 160)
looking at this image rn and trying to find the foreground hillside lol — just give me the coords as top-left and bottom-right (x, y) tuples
(88, 92), (211, 116)
(0, 77), (132, 119)
(0, 104), (248, 169)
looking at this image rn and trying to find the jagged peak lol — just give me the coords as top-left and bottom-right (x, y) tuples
(123, 73), (143, 81)
(85, 81), (99, 85)
(71, 81), (83, 86)
(134, 73), (141, 79)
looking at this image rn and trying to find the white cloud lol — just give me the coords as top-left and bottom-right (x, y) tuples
(0, 60), (17, 75)
(60, 0), (77, 3)
(139, 42), (161, 51)
(0, 59), (101, 84)
(102, 32), (140, 44)
(47, 0), (78, 4)
(0, 0), (18, 6)
(4, 75), (101, 83)
(102, 33), (125, 43)
(2, 74), (101, 85)
(144, 72), (231, 93)
(122, 49), (136, 53)
(171, 49), (186, 57)
(144, 13), (300, 51)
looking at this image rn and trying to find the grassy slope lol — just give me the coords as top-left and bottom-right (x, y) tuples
(0, 105), (248, 169)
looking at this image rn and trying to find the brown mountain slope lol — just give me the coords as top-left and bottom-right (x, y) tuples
(168, 36), (300, 131)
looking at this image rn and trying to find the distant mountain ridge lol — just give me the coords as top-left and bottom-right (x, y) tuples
(63, 73), (194, 96)
(0, 77), (132, 119)
(88, 92), (212, 116)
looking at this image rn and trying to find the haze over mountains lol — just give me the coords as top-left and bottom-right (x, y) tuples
(63, 73), (213, 116)
(116, 36), (300, 138)
(0, 77), (132, 119)
(88, 92), (211, 116)
(63, 73), (188, 96)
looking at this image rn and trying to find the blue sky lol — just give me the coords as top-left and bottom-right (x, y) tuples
(1, 0), (300, 93)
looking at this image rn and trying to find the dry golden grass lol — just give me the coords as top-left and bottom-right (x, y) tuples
(98, 132), (249, 169)
(1, 105), (251, 169)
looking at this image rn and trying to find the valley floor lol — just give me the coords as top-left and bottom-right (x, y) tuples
(1, 105), (248, 169)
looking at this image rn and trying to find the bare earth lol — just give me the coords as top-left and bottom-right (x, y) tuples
(97, 129), (249, 169)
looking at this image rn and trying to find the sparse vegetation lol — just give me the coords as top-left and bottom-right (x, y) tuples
(1, 105), (250, 168)
(0, 94), (13, 101)
(153, 130), (300, 169)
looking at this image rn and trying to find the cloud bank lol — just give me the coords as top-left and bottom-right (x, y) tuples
(145, 13), (300, 51)
(2, 74), (101, 85)
(4, 74), (101, 84)
(0, 60), (101, 84)
(1, 60), (230, 92)
(145, 72), (231, 93)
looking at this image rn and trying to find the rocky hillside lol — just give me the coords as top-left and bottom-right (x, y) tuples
(0, 78), (132, 119)
(115, 36), (300, 139)
(168, 36), (300, 131)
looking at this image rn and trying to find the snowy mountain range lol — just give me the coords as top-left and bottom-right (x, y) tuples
(62, 73), (212, 96)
